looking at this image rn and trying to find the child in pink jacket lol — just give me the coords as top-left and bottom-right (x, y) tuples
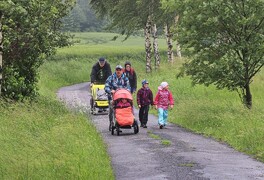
(154, 82), (174, 129)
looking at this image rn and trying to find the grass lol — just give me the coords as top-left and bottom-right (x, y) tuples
(1, 32), (263, 179)
(0, 98), (114, 179)
(147, 130), (172, 146)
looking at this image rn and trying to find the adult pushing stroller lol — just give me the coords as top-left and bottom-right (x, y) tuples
(109, 89), (139, 136)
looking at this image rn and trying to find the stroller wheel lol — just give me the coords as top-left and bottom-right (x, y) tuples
(116, 126), (120, 136)
(133, 120), (139, 134)
(134, 124), (139, 134)
(111, 125), (115, 135)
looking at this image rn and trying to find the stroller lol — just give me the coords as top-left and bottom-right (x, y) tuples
(109, 89), (139, 136)
(90, 84), (109, 115)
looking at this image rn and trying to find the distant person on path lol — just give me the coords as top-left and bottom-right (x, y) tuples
(137, 80), (153, 128)
(123, 61), (137, 93)
(90, 57), (112, 85)
(154, 82), (174, 129)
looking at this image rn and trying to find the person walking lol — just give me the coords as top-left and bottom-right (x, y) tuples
(90, 57), (112, 85)
(105, 65), (131, 132)
(154, 82), (174, 129)
(137, 80), (153, 128)
(123, 61), (137, 93)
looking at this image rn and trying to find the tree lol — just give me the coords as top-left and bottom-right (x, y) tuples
(0, 0), (75, 100)
(172, 0), (264, 108)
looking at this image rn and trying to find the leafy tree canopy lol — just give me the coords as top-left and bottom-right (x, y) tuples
(90, 0), (165, 39)
(169, 0), (264, 108)
(0, 0), (75, 100)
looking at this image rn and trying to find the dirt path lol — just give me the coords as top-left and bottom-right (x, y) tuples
(57, 82), (264, 180)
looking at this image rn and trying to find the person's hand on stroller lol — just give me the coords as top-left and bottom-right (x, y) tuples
(131, 88), (136, 94)
(138, 104), (141, 108)
(111, 90), (116, 94)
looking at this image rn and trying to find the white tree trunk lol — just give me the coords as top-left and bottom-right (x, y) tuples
(152, 23), (160, 69)
(145, 16), (152, 73)
(175, 41), (181, 58)
(164, 24), (174, 62)
(0, 12), (3, 95)
(174, 15), (182, 58)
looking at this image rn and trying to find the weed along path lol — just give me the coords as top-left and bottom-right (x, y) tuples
(57, 82), (264, 180)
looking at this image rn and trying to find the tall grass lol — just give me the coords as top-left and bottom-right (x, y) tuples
(0, 97), (114, 179)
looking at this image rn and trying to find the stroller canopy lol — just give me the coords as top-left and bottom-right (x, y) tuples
(113, 89), (133, 100)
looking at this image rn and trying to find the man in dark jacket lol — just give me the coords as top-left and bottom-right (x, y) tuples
(90, 57), (112, 85)
(123, 61), (137, 93)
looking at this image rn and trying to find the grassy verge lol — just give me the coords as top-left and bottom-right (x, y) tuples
(0, 97), (114, 179)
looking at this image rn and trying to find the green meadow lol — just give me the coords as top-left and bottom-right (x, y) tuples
(1, 32), (263, 178)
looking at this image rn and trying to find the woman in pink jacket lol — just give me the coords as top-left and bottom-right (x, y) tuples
(154, 82), (174, 129)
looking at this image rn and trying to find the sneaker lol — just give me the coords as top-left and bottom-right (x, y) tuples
(143, 125), (147, 128)
(159, 125), (163, 129)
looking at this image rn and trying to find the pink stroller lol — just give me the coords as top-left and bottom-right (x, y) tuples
(110, 89), (139, 136)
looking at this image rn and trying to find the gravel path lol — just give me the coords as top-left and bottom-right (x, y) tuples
(57, 82), (264, 180)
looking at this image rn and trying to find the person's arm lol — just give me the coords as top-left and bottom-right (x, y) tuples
(90, 64), (97, 83)
(136, 89), (141, 107)
(104, 76), (112, 94)
(154, 92), (160, 109)
(105, 62), (112, 78)
(133, 70), (137, 91)
(169, 91), (174, 108)
(149, 90), (154, 105)
(125, 76), (131, 92)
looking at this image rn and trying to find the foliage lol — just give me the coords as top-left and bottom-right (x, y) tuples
(0, 0), (75, 100)
(89, 0), (165, 38)
(165, 0), (264, 108)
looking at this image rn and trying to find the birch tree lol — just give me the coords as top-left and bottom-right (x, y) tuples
(90, 0), (164, 72)
(164, 24), (174, 62)
(152, 23), (160, 68)
(160, 1), (182, 62)
(174, 15), (181, 58)
(145, 16), (152, 73)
